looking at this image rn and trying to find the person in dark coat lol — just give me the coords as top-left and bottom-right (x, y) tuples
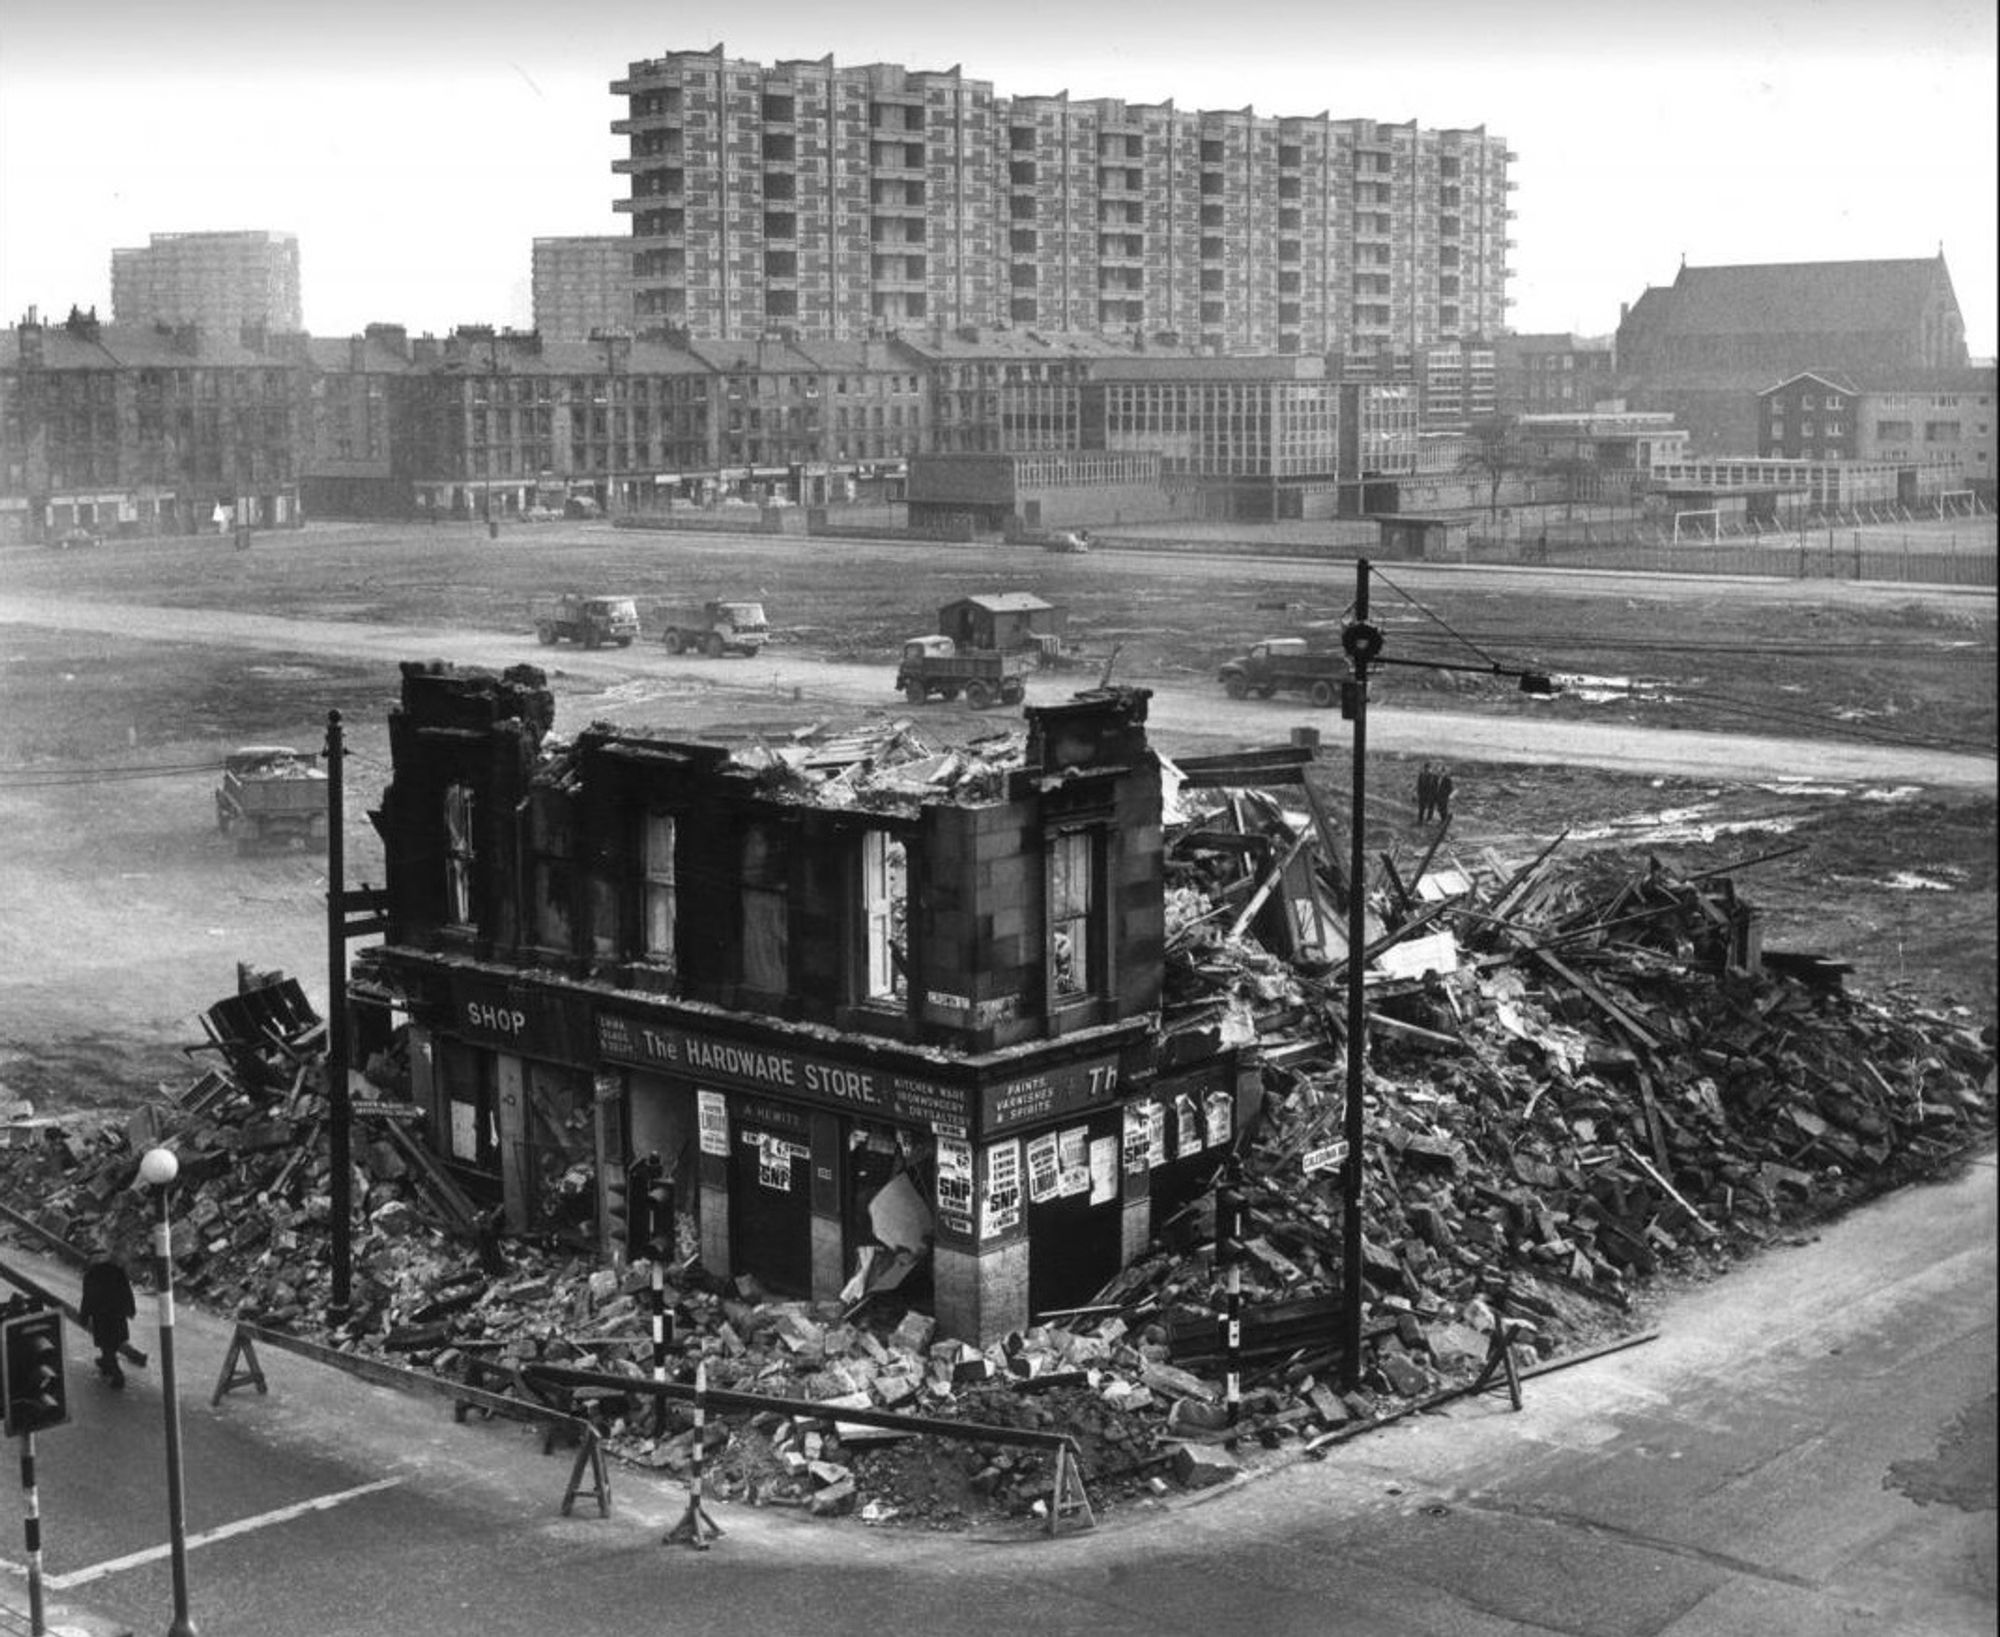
(1434, 766), (1454, 824)
(1416, 762), (1436, 823)
(79, 1253), (137, 1387)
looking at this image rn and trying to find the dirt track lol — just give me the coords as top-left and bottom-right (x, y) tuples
(4, 591), (1992, 789)
(1, 551), (1992, 1115)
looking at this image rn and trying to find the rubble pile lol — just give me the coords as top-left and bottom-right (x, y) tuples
(1140, 837), (1997, 1410)
(1, 829), (1992, 1531)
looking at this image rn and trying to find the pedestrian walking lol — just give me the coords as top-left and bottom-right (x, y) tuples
(1434, 766), (1454, 825)
(79, 1250), (137, 1388)
(1416, 762), (1436, 823)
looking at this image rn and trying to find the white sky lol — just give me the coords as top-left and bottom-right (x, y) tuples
(2, 0), (1993, 352)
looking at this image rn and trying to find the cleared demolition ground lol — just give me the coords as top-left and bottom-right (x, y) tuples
(0, 523), (1994, 1529)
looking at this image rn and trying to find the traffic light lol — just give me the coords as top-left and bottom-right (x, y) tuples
(2, 1306), (69, 1437)
(1215, 1163), (1246, 1256)
(643, 1170), (677, 1263)
(605, 1160), (638, 1259)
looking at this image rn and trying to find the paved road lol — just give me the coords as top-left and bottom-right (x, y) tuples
(2, 592), (1991, 790)
(3, 1154), (1990, 1636)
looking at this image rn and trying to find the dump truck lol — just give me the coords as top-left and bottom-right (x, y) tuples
(660, 600), (769, 657)
(894, 635), (1029, 709)
(215, 746), (328, 852)
(1217, 638), (1351, 708)
(530, 593), (640, 648)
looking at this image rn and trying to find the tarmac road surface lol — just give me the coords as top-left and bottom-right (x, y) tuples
(1, 592), (1992, 790)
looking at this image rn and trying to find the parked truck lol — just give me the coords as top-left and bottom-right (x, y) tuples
(1217, 638), (1351, 708)
(894, 635), (1029, 709)
(660, 600), (769, 657)
(530, 593), (640, 648)
(216, 746), (328, 852)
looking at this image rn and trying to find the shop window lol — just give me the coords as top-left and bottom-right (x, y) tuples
(438, 1039), (499, 1171)
(861, 831), (907, 1002)
(444, 783), (476, 927)
(740, 821), (790, 992)
(1048, 828), (1099, 1002)
(642, 811), (677, 970)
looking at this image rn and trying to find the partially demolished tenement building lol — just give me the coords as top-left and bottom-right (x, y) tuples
(358, 663), (1256, 1343)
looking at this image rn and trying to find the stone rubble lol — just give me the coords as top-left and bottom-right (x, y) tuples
(1, 816), (1992, 1531)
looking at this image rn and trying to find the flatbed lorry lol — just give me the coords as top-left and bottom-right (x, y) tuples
(1217, 638), (1351, 708)
(895, 636), (1029, 709)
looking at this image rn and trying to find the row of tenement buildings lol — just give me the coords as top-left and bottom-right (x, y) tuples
(5, 297), (1989, 544)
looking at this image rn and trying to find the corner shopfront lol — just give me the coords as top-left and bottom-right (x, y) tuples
(595, 1006), (1255, 1343)
(406, 963), (1253, 1343)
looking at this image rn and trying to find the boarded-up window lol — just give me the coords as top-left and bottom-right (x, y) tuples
(741, 822), (789, 992)
(444, 783), (475, 927)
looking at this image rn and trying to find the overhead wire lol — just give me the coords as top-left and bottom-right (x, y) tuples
(1367, 566), (1506, 669)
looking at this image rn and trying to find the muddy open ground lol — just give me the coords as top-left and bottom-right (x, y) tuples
(1, 519), (1993, 1115)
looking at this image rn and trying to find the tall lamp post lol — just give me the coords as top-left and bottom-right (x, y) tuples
(1335, 554), (1555, 1393)
(139, 1147), (197, 1637)
(1338, 562), (1381, 1392)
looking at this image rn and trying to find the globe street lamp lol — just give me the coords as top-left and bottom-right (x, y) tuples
(138, 1147), (197, 1637)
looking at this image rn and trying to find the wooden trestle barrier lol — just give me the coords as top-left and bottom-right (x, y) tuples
(523, 1359), (1097, 1545)
(210, 1322), (611, 1517)
(206, 1323), (1097, 1543)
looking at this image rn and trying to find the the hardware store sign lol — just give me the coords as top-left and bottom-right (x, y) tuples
(597, 1012), (972, 1131)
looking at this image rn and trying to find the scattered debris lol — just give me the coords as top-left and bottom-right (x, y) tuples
(2, 757), (1992, 1532)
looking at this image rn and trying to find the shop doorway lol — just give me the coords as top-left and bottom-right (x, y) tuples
(729, 1120), (814, 1296)
(844, 1126), (935, 1309)
(1025, 1113), (1123, 1317)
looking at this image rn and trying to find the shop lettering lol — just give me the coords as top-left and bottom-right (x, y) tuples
(801, 1063), (884, 1106)
(465, 1002), (528, 1037)
(684, 1037), (798, 1086)
(599, 1013), (966, 1125)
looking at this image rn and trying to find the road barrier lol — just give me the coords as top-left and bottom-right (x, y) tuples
(521, 1359), (1096, 1542)
(205, 1324), (1095, 1540)
(209, 1322), (611, 1517)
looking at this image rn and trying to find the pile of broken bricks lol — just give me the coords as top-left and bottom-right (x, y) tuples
(1, 830), (1992, 1530)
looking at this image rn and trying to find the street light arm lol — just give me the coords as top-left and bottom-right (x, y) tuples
(1372, 655), (1559, 692)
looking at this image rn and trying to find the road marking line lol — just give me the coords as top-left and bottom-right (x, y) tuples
(44, 1478), (403, 1589)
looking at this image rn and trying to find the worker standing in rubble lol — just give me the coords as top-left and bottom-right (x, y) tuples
(1434, 766), (1454, 825)
(1416, 762), (1437, 823)
(80, 1247), (137, 1388)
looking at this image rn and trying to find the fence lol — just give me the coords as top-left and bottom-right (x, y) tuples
(1464, 529), (1996, 586)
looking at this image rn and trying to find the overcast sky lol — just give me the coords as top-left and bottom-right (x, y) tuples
(2, 0), (1993, 353)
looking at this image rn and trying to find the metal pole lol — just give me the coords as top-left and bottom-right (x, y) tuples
(324, 710), (351, 1321)
(649, 1258), (668, 1397)
(152, 1181), (197, 1637)
(21, 1432), (45, 1637)
(1220, 1153), (1243, 1424)
(1342, 558), (1372, 1392)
